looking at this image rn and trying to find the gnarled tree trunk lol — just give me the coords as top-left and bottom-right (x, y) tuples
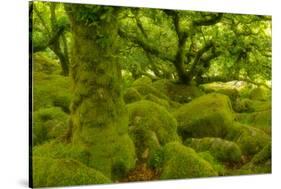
(65, 5), (135, 179)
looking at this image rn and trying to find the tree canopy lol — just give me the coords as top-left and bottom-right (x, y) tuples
(31, 2), (271, 87)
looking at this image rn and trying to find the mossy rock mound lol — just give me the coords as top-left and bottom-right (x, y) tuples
(173, 93), (234, 139)
(198, 151), (225, 175)
(249, 87), (271, 101)
(33, 140), (88, 162)
(237, 143), (271, 175)
(200, 82), (240, 102)
(129, 126), (160, 162)
(233, 98), (271, 113)
(33, 107), (69, 146)
(144, 93), (170, 109)
(124, 87), (142, 104)
(131, 76), (152, 87)
(235, 110), (271, 135)
(152, 79), (204, 103)
(127, 100), (180, 145)
(226, 123), (270, 156)
(73, 128), (136, 180)
(33, 73), (72, 112)
(32, 157), (111, 187)
(133, 84), (169, 101)
(33, 53), (61, 75)
(184, 137), (242, 162)
(34, 135), (136, 181)
(160, 142), (218, 179)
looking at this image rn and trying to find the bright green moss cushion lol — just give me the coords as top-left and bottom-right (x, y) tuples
(33, 157), (111, 187)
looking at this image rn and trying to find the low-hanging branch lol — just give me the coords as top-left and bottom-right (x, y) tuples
(118, 28), (175, 63)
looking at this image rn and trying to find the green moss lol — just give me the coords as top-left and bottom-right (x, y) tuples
(129, 126), (160, 162)
(123, 87), (142, 104)
(127, 100), (180, 145)
(148, 147), (165, 169)
(160, 142), (218, 179)
(226, 123), (270, 156)
(152, 79), (204, 103)
(133, 84), (169, 101)
(33, 72), (72, 111)
(33, 140), (89, 163)
(184, 137), (242, 162)
(72, 124), (136, 179)
(33, 107), (69, 146)
(33, 53), (61, 75)
(200, 82), (239, 102)
(237, 143), (271, 175)
(173, 93), (234, 139)
(249, 87), (271, 101)
(131, 76), (152, 86)
(233, 98), (271, 113)
(33, 157), (111, 187)
(144, 93), (170, 109)
(235, 110), (271, 135)
(198, 151), (225, 175)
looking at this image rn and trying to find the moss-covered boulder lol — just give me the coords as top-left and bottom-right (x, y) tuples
(133, 84), (169, 100)
(127, 100), (180, 145)
(233, 98), (271, 113)
(33, 140), (87, 162)
(249, 87), (271, 101)
(198, 151), (225, 175)
(131, 76), (152, 87)
(184, 137), (242, 162)
(33, 73), (72, 112)
(235, 110), (271, 135)
(160, 142), (218, 179)
(33, 107), (69, 146)
(34, 134), (135, 181)
(124, 87), (142, 104)
(173, 93), (234, 139)
(72, 126), (136, 180)
(129, 126), (160, 162)
(152, 79), (204, 103)
(144, 93), (170, 109)
(226, 123), (270, 156)
(33, 53), (61, 75)
(32, 157), (111, 187)
(200, 82), (240, 102)
(237, 143), (271, 175)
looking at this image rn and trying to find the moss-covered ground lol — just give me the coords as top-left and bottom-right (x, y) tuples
(32, 55), (271, 186)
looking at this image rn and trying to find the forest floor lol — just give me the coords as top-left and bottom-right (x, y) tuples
(32, 53), (272, 187)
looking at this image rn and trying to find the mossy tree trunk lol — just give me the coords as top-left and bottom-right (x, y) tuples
(65, 5), (135, 179)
